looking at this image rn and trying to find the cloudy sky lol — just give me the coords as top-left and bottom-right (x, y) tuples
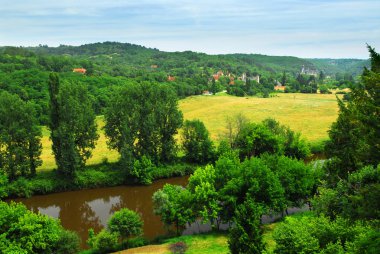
(0, 0), (379, 58)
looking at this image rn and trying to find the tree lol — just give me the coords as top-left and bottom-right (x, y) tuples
(104, 83), (183, 166)
(235, 123), (281, 159)
(48, 73), (98, 176)
(0, 91), (42, 179)
(152, 184), (193, 235)
(325, 46), (380, 176)
(281, 71), (287, 86)
(0, 201), (80, 254)
(107, 208), (143, 242)
(181, 119), (215, 163)
(228, 198), (265, 254)
(188, 165), (221, 229)
(261, 154), (315, 210)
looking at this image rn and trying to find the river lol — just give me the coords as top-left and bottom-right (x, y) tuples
(13, 176), (189, 249)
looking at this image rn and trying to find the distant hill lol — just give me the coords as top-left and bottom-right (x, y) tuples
(306, 58), (369, 76)
(0, 41), (369, 124)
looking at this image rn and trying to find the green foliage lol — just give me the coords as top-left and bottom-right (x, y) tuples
(48, 73), (98, 176)
(228, 198), (265, 254)
(92, 229), (118, 254)
(235, 122), (281, 159)
(0, 172), (8, 199)
(273, 214), (375, 254)
(104, 83), (183, 166)
(262, 118), (310, 159)
(108, 208), (143, 240)
(0, 201), (80, 254)
(153, 184), (194, 235)
(131, 156), (155, 185)
(182, 119), (215, 163)
(55, 230), (81, 254)
(261, 154), (315, 208)
(0, 91), (42, 179)
(313, 165), (380, 221)
(325, 46), (380, 177)
(188, 165), (221, 228)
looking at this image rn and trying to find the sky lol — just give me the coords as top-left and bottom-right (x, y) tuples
(0, 0), (379, 58)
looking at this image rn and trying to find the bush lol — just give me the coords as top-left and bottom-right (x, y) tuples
(169, 241), (188, 254)
(93, 229), (118, 254)
(7, 177), (32, 198)
(273, 214), (372, 254)
(108, 208), (143, 241)
(55, 230), (81, 254)
(131, 156), (155, 185)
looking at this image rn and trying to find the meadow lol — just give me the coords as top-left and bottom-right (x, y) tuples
(38, 93), (340, 171)
(180, 93), (340, 143)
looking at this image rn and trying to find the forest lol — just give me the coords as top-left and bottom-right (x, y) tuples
(0, 43), (378, 254)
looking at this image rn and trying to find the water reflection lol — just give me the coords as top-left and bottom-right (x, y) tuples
(14, 176), (188, 249)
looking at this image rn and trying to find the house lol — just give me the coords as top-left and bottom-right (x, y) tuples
(213, 74), (220, 81)
(300, 65), (318, 76)
(167, 75), (176, 81)
(73, 68), (86, 74)
(274, 85), (286, 91)
(151, 65), (158, 69)
(202, 90), (213, 95)
(229, 76), (235, 85)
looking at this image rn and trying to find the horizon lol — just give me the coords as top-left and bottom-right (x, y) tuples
(1, 0), (379, 59)
(1, 41), (370, 60)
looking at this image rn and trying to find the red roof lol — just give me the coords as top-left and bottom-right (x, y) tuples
(73, 68), (86, 74)
(167, 75), (176, 81)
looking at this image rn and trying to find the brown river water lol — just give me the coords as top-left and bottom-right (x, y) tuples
(13, 176), (189, 249)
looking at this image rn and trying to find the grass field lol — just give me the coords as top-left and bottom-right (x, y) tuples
(180, 93), (340, 143)
(38, 93), (339, 171)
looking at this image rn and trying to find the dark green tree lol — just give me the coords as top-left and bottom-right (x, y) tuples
(48, 73), (98, 176)
(228, 198), (265, 254)
(235, 123), (281, 159)
(0, 91), (42, 178)
(104, 83), (183, 166)
(325, 46), (380, 176)
(181, 119), (215, 163)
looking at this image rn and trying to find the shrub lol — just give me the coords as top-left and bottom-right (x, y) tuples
(169, 241), (188, 254)
(7, 177), (32, 198)
(93, 229), (118, 254)
(108, 208), (143, 241)
(131, 156), (155, 185)
(55, 230), (81, 254)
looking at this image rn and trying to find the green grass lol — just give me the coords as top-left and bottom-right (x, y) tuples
(38, 93), (338, 171)
(180, 93), (339, 144)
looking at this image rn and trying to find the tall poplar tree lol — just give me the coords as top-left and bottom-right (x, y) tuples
(48, 73), (98, 176)
(0, 91), (42, 178)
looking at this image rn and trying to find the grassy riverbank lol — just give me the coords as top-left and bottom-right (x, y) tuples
(6, 162), (195, 198)
(109, 212), (313, 254)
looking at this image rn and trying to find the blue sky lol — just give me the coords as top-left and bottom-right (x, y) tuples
(0, 0), (379, 58)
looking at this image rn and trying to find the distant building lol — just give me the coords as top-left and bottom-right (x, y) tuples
(239, 73), (260, 84)
(213, 74), (220, 81)
(167, 75), (176, 81)
(73, 68), (86, 74)
(274, 85), (286, 91)
(151, 65), (158, 69)
(229, 76), (235, 85)
(202, 90), (213, 95)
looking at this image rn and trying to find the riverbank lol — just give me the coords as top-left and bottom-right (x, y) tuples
(4, 162), (196, 199)
(106, 211), (312, 254)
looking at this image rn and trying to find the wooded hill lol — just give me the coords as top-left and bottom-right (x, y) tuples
(0, 42), (369, 123)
